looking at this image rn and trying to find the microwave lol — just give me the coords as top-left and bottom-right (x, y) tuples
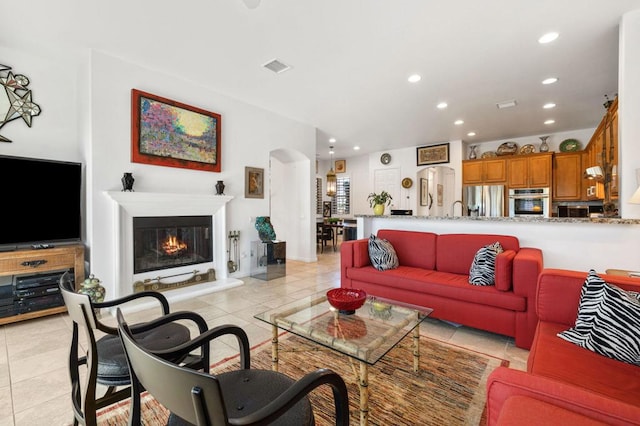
(508, 188), (550, 218)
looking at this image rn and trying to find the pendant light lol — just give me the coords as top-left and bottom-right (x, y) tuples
(326, 146), (337, 197)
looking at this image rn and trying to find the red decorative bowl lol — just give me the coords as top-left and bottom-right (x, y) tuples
(326, 288), (367, 313)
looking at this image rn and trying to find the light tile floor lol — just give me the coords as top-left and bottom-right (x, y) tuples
(0, 247), (529, 425)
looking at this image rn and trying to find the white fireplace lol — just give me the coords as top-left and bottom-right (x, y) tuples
(105, 191), (242, 306)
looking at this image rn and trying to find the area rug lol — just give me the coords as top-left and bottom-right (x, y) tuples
(97, 333), (508, 425)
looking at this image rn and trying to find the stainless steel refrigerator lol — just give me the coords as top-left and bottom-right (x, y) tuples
(463, 185), (505, 217)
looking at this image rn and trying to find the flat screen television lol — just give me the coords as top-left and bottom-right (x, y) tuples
(0, 155), (82, 249)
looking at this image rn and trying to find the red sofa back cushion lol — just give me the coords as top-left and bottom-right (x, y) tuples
(436, 234), (520, 275)
(377, 229), (437, 270)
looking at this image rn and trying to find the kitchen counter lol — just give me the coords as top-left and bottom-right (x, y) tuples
(355, 215), (640, 225)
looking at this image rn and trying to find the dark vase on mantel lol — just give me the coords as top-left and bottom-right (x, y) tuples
(121, 172), (135, 192)
(215, 180), (225, 195)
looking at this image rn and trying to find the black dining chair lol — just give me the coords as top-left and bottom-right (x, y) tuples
(59, 271), (210, 426)
(317, 222), (334, 253)
(116, 307), (351, 425)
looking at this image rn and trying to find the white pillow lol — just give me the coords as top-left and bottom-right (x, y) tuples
(468, 242), (503, 286)
(368, 234), (399, 271)
(558, 270), (640, 365)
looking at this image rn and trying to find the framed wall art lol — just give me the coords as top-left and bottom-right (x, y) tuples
(420, 178), (429, 206)
(245, 167), (264, 199)
(323, 201), (332, 217)
(335, 159), (346, 173)
(437, 184), (443, 206)
(131, 89), (222, 172)
(416, 143), (449, 166)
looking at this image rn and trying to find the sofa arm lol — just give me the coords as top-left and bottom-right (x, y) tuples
(340, 239), (370, 289)
(511, 247), (543, 298)
(487, 367), (640, 426)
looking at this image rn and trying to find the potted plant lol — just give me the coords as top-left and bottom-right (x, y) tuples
(367, 190), (393, 215)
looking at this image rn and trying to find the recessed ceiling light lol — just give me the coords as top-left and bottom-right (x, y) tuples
(408, 74), (421, 83)
(542, 77), (558, 85)
(437, 102), (448, 109)
(544, 119), (555, 125)
(329, 138), (336, 143)
(543, 103), (556, 109)
(454, 119), (464, 125)
(329, 147), (335, 155)
(538, 32), (559, 44)
(496, 99), (517, 109)
(467, 132), (476, 137)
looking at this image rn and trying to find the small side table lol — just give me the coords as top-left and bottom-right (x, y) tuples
(251, 240), (286, 280)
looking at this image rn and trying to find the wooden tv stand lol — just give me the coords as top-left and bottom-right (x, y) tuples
(0, 244), (84, 325)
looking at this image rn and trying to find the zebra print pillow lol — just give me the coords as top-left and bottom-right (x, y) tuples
(468, 242), (504, 286)
(558, 270), (640, 365)
(368, 234), (399, 271)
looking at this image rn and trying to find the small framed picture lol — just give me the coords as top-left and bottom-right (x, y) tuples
(420, 178), (429, 206)
(437, 184), (443, 206)
(416, 143), (450, 166)
(335, 159), (346, 173)
(245, 167), (264, 199)
(323, 201), (332, 217)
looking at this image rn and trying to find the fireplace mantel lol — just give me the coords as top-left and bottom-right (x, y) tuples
(104, 191), (241, 305)
(105, 191), (233, 216)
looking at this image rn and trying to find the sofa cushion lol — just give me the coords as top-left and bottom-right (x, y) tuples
(368, 234), (399, 271)
(469, 242), (504, 286)
(377, 229), (437, 269)
(497, 395), (608, 426)
(436, 234), (519, 275)
(345, 266), (526, 311)
(557, 271), (640, 365)
(529, 321), (640, 406)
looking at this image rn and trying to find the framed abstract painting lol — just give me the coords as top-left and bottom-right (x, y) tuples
(131, 89), (222, 172)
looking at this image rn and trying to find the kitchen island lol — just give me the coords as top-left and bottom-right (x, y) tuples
(355, 215), (640, 273)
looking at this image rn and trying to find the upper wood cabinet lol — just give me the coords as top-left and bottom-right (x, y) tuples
(553, 152), (583, 201)
(462, 158), (507, 185)
(583, 97), (618, 202)
(507, 153), (552, 188)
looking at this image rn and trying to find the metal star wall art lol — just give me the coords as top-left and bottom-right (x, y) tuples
(0, 63), (41, 143)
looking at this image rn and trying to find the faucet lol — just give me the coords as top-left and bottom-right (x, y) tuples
(451, 200), (464, 217)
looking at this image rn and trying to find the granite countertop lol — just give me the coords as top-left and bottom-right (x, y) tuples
(356, 215), (640, 225)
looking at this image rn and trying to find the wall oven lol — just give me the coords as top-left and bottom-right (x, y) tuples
(508, 188), (550, 218)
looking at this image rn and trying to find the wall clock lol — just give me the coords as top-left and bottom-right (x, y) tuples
(380, 153), (391, 165)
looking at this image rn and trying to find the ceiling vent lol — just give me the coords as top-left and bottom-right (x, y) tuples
(496, 99), (517, 109)
(262, 59), (292, 74)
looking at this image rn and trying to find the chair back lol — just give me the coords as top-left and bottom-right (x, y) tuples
(117, 309), (227, 426)
(60, 270), (98, 330)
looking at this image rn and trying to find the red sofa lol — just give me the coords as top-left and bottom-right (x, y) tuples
(486, 269), (640, 425)
(340, 229), (543, 349)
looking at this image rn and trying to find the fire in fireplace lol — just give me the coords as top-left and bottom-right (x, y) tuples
(133, 216), (213, 274)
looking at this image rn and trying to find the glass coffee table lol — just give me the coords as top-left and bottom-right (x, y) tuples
(254, 290), (432, 425)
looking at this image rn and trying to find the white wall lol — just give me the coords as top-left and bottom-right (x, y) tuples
(619, 10), (640, 218)
(87, 51), (317, 295)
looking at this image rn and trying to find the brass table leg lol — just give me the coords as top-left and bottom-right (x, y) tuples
(359, 361), (369, 425)
(271, 324), (279, 372)
(413, 324), (420, 372)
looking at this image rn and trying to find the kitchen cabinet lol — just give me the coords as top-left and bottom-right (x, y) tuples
(553, 152), (583, 201)
(462, 158), (506, 185)
(584, 97), (617, 202)
(508, 153), (552, 188)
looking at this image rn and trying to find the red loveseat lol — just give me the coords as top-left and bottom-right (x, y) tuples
(340, 229), (543, 349)
(486, 269), (640, 425)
